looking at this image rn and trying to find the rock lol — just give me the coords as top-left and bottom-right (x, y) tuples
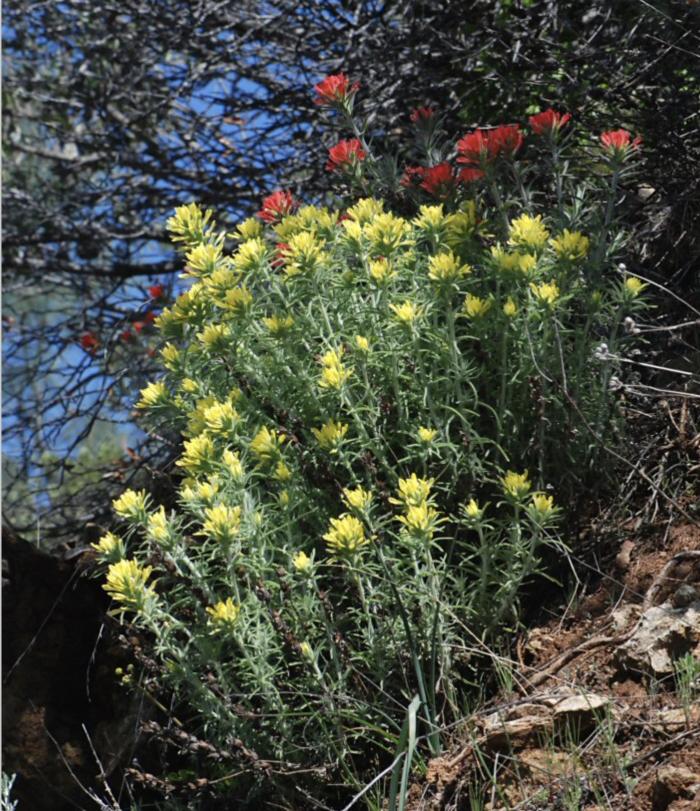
(651, 706), (700, 733)
(615, 601), (700, 676)
(652, 766), (700, 810)
(615, 539), (636, 571)
(672, 584), (699, 609)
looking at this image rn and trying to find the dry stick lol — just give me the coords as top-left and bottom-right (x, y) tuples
(626, 726), (700, 769)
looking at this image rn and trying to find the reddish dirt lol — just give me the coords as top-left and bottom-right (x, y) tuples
(411, 522), (700, 811)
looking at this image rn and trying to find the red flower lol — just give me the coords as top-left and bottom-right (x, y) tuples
(120, 329), (134, 342)
(314, 73), (359, 106)
(272, 242), (289, 269)
(600, 129), (642, 156)
(257, 190), (297, 223)
(80, 332), (99, 351)
(400, 166), (425, 188)
(529, 109), (571, 136)
(456, 125), (523, 173)
(144, 310), (157, 324)
(148, 284), (164, 299)
(133, 321), (145, 334)
(410, 106), (435, 123)
(420, 163), (457, 199)
(457, 167), (486, 184)
(326, 138), (366, 172)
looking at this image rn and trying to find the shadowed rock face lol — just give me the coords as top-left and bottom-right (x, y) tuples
(1, 528), (126, 810)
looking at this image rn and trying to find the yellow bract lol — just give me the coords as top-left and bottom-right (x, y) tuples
(342, 486), (372, 512)
(103, 559), (154, 609)
(463, 294), (492, 319)
(201, 504), (242, 542)
(503, 297), (518, 317)
(364, 212), (411, 256)
(390, 300), (420, 324)
(347, 197), (384, 224)
(323, 514), (368, 554)
(197, 324), (231, 351)
(222, 449), (245, 481)
(354, 335), (370, 353)
(219, 286), (253, 313)
(413, 204), (447, 233)
(282, 231), (327, 276)
(417, 426), (437, 443)
(390, 473), (435, 508)
(293, 550), (312, 572)
(186, 243), (224, 277)
(113, 489), (148, 520)
(312, 419), (348, 451)
(509, 214), (550, 251)
(137, 380), (168, 409)
(206, 597), (240, 633)
(264, 314), (294, 336)
(318, 348), (351, 390)
(233, 238), (268, 273)
(530, 493), (555, 517)
(550, 230), (590, 261)
(445, 202), (480, 249)
(250, 426), (285, 462)
(624, 277), (647, 297)
(91, 532), (124, 561)
(397, 502), (441, 539)
(369, 257), (395, 285)
(530, 281), (560, 307)
(146, 507), (170, 544)
(502, 470), (531, 498)
(232, 217), (263, 241)
(177, 435), (215, 474)
(166, 202), (215, 247)
(463, 499), (483, 520)
(203, 401), (239, 434)
(428, 251), (471, 284)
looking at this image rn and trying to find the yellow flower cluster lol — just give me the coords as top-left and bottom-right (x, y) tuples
(312, 418), (348, 452)
(91, 532), (125, 562)
(264, 314), (294, 336)
(166, 202), (215, 247)
(203, 401), (239, 434)
(530, 281), (560, 307)
(233, 238), (268, 273)
(463, 293), (492, 319)
(509, 214), (550, 251)
(501, 470), (531, 499)
(390, 300), (420, 325)
(391, 473), (441, 540)
(206, 597), (240, 633)
(428, 251), (471, 285)
(113, 489), (148, 521)
(137, 380), (168, 409)
(342, 486), (372, 513)
(281, 231), (328, 277)
(147, 507), (170, 544)
(250, 426), (285, 462)
(200, 504), (242, 542)
(103, 559), (154, 610)
(176, 435), (215, 474)
(318, 348), (352, 390)
(550, 230), (590, 261)
(323, 514), (368, 555)
(369, 257), (395, 285)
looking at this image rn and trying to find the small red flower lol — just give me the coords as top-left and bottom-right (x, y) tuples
(400, 166), (426, 188)
(529, 109), (571, 136)
(314, 73), (359, 106)
(272, 242), (289, 269)
(457, 167), (485, 183)
(419, 163), (457, 199)
(144, 310), (157, 324)
(326, 138), (366, 172)
(148, 284), (164, 299)
(120, 329), (134, 342)
(600, 129), (642, 155)
(456, 125), (523, 173)
(257, 190), (297, 223)
(410, 106), (435, 124)
(80, 332), (99, 351)
(133, 321), (145, 334)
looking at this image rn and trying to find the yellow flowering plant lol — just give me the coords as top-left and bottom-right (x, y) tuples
(94, 86), (650, 808)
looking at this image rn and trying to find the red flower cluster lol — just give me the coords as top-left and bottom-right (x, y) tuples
(529, 109), (571, 136)
(80, 332), (99, 351)
(326, 139), (366, 172)
(314, 73), (359, 107)
(257, 190), (297, 223)
(148, 284), (164, 299)
(600, 128), (642, 156)
(402, 162), (456, 199)
(410, 106), (435, 124)
(456, 125), (523, 180)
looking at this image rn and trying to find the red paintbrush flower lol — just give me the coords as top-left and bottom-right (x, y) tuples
(120, 329), (134, 342)
(600, 128), (642, 158)
(80, 332), (99, 351)
(529, 109), (571, 136)
(419, 163), (457, 199)
(326, 138), (366, 172)
(410, 106), (435, 124)
(456, 124), (523, 174)
(314, 73), (359, 106)
(257, 190), (297, 223)
(148, 284), (164, 299)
